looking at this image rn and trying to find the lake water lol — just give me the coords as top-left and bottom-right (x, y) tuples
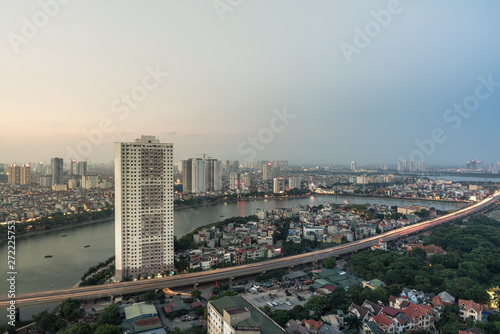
(0, 195), (459, 324)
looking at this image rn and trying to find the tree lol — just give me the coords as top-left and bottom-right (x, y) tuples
(304, 295), (328, 315)
(171, 327), (183, 334)
(488, 313), (500, 323)
(59, 298), (82, 320)
(223, 290), (238, 297)
(272, 309), (291, 327)
(345, 315), (362, 331)
(289, 305), (309, 320)
(464, 285), (490, 304)
(142, 291), (158, 304)
(191, 289), (202, 300)
(58, 323), (93, 334)
(97, 304), (120, 326)
(94, 324), (121, 334)
(32, 310), (66, 332)
(324, 258), (336, 269)
(2, 324), (15, 334)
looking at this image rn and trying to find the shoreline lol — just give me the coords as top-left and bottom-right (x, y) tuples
(2, 194), (465, 242)
(314, 193), (468, 206)
(173, 194), (311, 210)
(0, 216), (114, 241)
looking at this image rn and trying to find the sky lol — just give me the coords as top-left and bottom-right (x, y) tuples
(1, 0), (500, 166)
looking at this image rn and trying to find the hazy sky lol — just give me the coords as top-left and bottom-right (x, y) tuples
(2, 0), (500, 165)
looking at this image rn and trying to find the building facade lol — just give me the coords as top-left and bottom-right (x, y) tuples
(51, 157), (64, 185)
(263, 163), (273, 181)
(115, 135), (174, 280)
(71, 160), (88, 176)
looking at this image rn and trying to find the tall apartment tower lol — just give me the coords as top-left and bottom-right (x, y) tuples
(71, 160), (87, 176)
(192, 158), (205, 193)
(350, 161), (357, 171)
(181, 159), (193, 193)
(8, 164), (21, 185)
(263, 163), (273, 181)
(229, 173), (241, 190)
(20, 164), (31, 185)
(51, 157), (64, 185)
(273, 177), (285, 194)
(115, 135), (174, 280)
(204, 159), (222, 192)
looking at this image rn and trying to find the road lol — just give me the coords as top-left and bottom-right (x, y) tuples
(2, 191), (499, 308)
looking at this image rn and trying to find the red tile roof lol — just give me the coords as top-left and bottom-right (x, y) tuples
(458, 299), (483, 314)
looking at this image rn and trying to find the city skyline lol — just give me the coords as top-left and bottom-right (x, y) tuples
(2, 1), (500, 165)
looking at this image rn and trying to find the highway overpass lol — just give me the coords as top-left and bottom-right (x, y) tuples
(1, 191), (499, 308)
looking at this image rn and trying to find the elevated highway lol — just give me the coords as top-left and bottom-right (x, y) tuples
(1, 191), (499, 308)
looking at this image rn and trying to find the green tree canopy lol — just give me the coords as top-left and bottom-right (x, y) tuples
(97, 304), (120, 326)
(59, 298), (82, 320)
(94, 324), (122, 334)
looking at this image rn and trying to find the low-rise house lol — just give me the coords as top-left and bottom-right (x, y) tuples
(458, 299), (483, 322)
(348, 303), (372, 322)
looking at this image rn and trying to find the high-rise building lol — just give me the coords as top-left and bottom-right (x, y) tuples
(182, 157), (222, 193)
(204, 159), (222, 192)
(82, 174), (99, 189)
(181, 159), (193, 193)
(489, 162), (500, 174)
(51, 157), (64, 185)
(20, 164), (31, 185)
(273, 177), (285, 194)
(39, 175), (53, 187)
(241, 172), (251, 189)
(115, 135), (174, 280)
(71, 160), (87, 176)
(229, 173), (240, 190)
(417, 161), (426, 172)
(289, 176), (300, 190)
(263, 163), (273, 181)
(466, 159), (482, 170)
(192, 159), (205, 193)
(397, 160), (408, 172)
(7, 164), (21, 185)
(350, 161), (357, 171)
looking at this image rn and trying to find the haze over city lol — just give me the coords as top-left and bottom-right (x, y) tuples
(2, 0), (500, 164)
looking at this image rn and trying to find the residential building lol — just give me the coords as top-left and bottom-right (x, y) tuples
(181, 159), (193, 193)
(114, 135), (174, 279)
(82, 174), (99, 189)
(458, 299), (483, 322)
(273, 177), (285, 194)
(205, 158), (222, 192)
(7, 164), (21, 185)
(230, 173), (241, 190)
(208, 296), (284, 334)
(289, 176), (300, 190)
(51, 157), (64, 185)
(263, 163), (273, 181)
(70, 160), (87, 176)
(351, 161), (357, 171)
